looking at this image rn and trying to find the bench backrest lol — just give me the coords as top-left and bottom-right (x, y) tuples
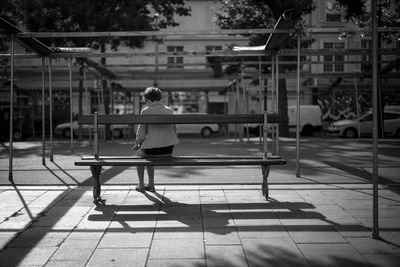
(79, 113), (280, 159)
(78, 114), (280, 125)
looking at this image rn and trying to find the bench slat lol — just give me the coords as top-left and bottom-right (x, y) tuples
(78, 114), (280, 124)
(80, 155), (283, 160)
(75, 157), (286, 167)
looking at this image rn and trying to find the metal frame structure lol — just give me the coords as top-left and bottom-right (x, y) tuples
(2, 4), (398, 238)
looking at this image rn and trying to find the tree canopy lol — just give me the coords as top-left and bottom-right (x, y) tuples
(0, 0), (191, 49)
(215, 0), (399, 46)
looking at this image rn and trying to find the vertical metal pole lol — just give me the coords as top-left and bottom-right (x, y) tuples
(32, 96), (35, 139)
(371, 0), (380, 239)
(242, 74), (250, 142)
(275, 55), (279, 155)
(48, 58), (54, 161)
(8, 35), (15, 182)
(68, 59), (74, 152)
(41, 58), (46, 166)
(236, 80), (242, 141)
(354, 78), (361, 138)
(296, 29), (301, 178)
(83, 66), (92, 144)
(263, 111), (268, 159)
(258, 56), (263, 147)
(94, 112), (99, 160)
(271, 56), (275, 153)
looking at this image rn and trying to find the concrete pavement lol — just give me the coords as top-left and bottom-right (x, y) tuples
(0, 137), (399, 266)
(0, 184), (399, 266)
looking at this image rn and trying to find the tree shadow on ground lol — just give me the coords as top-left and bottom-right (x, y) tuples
(203, 243), (383, 267)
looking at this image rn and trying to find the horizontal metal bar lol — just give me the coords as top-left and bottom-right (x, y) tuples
(1, 48), (400, 59)
(78, 114), (281, 124)
(15, 27), (400, 38)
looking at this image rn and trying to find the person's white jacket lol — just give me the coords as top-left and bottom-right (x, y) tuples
(136, 102), (179, 149)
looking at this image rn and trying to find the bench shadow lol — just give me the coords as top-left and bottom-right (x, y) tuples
(80, 165), (131, 186)
(88, 195), (371, 236)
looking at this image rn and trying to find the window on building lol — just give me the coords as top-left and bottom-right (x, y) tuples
(206, 45), (222, 53)
(323, 42), (345, 72)
(325, 0), (342, 22)
(205, 46), (223, 76)
(205, 46), (223, 67)
(167, 46), (184, 68)
(361, 39), (371, 72)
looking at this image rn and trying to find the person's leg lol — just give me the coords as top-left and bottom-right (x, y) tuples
(142, 146), (174, 192)
(136, 166), (145, 190)
(136, 149), (145, 191)
(146, 166), (155, 187)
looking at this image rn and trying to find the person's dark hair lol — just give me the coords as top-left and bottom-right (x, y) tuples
(144, 86), (162, 102)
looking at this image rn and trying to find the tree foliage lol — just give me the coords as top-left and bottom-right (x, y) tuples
(0, 0), (191, 49)
(343, 0), (400, 43)
(215, 0), (314, 30)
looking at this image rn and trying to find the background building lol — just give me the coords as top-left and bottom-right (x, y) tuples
(1, 0), (399, 140)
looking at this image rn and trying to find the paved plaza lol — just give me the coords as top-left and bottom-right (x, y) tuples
(0, 137), (399, 266)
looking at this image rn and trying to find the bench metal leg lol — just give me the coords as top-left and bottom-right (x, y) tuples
(261, 165), (270, 200)
(90, 166), (104, 204)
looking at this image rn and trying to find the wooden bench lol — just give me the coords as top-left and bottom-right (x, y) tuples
(74, 113), (286, 203)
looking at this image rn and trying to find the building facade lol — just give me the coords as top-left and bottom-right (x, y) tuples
(1, 0), (399, 139)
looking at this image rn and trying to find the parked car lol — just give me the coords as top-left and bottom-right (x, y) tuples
(247, 105), (322, 137)
(174, 113), (220, 137)
(54, 121), (130, 138)
(326, 111), (400, 138)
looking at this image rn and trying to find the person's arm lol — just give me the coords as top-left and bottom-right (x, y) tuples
(131, 139), (142, 151)
(134, 108), (147, 148)
(136, 123), (147, 143)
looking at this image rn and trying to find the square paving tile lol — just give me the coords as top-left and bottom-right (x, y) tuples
(146, 258), (206, 267)
(98, 232), (153, 248)
(202, 216), (235, 228)
(363, 253), (400, 267)
(0, 246), (57, 266)
(205, 245), (247, 267)
(8, 226), (70, 247)
(346, 237), (398, 254)
(204, 228), (241, 245)
(298, 243), (369, 267)
(288, 229), (348, 244)
(86, 248), (148, 267)
(153, 226), (203, 239)
(149, 238), (204, 259)
(241, 237), (308, 267)
(156, 215), (202, 228)
(50, 239), (98, 261)
(45, 260), (87, 267)
(0, 232), (18, 250)
(237, 225), (290, 239)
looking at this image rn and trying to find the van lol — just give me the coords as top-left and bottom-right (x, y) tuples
(246, 105), (322, 137)
(288, 105), (322, 136)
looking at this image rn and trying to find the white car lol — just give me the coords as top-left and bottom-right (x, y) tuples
(174, 113), (220, 137)
(326, 111), (400, 138)
(247, 105), (322, 137)
(54, 121), (130, 138)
